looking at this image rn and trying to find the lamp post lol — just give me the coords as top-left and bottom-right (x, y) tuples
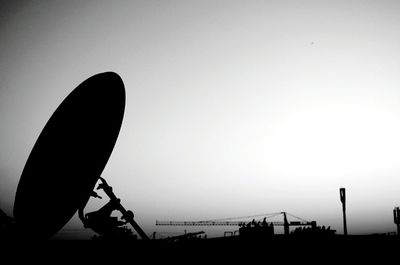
(340, 188), (347, 236)
(394, 207), (400, 236)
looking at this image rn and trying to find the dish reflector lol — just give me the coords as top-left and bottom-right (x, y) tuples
(14, 72), (125, 239)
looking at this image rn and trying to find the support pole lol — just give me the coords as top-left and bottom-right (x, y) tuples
(394, 207), (400, 236)
(282, 212), (289, 236)
(340, 188), (347, 236)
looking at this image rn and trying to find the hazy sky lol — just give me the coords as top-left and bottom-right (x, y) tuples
(2, 0), (400, 239)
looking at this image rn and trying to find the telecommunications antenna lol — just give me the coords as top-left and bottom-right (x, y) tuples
(13, 72), (125, 239)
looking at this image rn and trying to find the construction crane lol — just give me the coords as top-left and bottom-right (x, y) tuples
(156, 212), (316, 236)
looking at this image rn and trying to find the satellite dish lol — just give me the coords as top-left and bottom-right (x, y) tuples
(13, 72), (126, 239)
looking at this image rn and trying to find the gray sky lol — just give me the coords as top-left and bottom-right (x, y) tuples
(2, 0), (400, 239)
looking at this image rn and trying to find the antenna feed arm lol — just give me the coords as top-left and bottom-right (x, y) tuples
(121, 210), (134, 224)
(89, 190), (102, 199)
(97, 177), (113, 194)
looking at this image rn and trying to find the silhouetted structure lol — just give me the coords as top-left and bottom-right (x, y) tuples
(79, 177), (149, 240)
(0, 208), (15, 239)
(156, 212), (316, 237)
(163, 231), (205, 243)
(394, 207), (400, 236)
(79, 198), (132, 239)
(291, 225), (336, 237)
(12, 72), (126, 239)
(238, 219), (275, 239)
(340, 188), (347, 235)
(283, 212), (289, 235)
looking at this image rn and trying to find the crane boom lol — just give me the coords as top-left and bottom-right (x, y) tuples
(156, 220), (314, 226)
(155, 212), (317, 236)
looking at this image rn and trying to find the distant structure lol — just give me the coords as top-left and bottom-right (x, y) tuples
(340, 188), (347, 235)
(394, 207), (400, 236)
(156, 212), (317, 237)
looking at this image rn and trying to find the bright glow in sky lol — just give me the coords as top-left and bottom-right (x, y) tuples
(1, 0), (400, 239)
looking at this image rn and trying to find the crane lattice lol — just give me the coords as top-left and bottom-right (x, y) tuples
(156, 212), (316, 235)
